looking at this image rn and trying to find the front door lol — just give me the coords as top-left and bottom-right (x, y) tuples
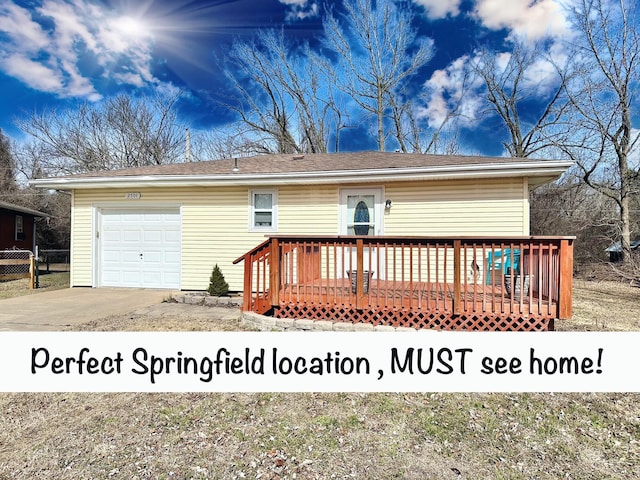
(339, 188), (383, 279)
(340, 188), (382, 236)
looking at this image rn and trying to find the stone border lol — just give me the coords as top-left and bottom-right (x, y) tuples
(170, 292), (243, 307)
(170, 292), (418, 331)
(241, 312), (419, 332)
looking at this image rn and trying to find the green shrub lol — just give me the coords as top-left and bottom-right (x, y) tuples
(207, 264), (229, 296)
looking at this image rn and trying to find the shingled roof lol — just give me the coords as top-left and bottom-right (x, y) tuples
(0, 200), (48, 218)
(30, 151), (573, 189)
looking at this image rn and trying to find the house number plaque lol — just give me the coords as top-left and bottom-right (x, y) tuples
(125, 192), (141, 199)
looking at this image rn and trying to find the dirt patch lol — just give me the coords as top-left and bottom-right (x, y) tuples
(67, 303), (253, 332)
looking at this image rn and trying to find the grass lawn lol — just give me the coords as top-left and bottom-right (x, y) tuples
(0, 271), (70, 300)
(0, 278), (638, 479)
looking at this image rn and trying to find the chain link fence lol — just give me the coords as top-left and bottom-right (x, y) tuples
(39, 249), (71, 273)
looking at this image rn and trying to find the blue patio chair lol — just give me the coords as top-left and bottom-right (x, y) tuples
(485, 248), (520, 285)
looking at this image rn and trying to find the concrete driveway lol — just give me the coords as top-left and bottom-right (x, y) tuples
(0, 288), (172, 331)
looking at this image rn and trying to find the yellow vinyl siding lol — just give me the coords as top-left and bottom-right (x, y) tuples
(181, 187), (275, 291)
(384, 178), (527, 236)
(69, 193), (93, 288)
(70, 177), (528, 291)
(278, 185), (338, 235)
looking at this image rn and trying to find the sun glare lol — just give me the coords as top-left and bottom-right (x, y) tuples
(105, 0), (229, 74)
(115, 15), (152, 39)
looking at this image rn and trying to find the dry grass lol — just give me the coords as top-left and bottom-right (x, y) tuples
(1, 391), (638, 480)
(0, 272), (70, 300)
(562, 279), (640, 331)
(1, 279), (639, 479)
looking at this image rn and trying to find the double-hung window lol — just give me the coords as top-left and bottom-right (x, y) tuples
(250, 189), (277, 232)
(15, 215), (24, 241)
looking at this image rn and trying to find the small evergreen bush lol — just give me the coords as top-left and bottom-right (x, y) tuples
(208, 264), (229, 296)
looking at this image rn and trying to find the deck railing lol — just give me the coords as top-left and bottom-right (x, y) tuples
(234, 236), (574, 331)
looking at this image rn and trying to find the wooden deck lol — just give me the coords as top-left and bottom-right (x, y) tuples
(234, 236), (574, 331)
(279, 278), (555, 316)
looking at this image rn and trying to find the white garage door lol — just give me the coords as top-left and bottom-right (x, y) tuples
(99, 208), (181, 289)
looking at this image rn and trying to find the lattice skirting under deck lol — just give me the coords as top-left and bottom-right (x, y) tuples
(273, 303), (554, 331)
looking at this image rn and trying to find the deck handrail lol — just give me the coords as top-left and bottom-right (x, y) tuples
(234, 235), (575, 330)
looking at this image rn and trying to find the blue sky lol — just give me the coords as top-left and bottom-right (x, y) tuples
(0, 0), (579, 155)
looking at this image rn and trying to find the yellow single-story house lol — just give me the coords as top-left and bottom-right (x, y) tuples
(31, 152), (572, 291)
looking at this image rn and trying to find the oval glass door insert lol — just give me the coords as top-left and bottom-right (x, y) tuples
(353, 200), (371, 235)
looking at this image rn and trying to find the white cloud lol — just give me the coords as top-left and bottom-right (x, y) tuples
(474, 0), (571, 42)
(278, 0), (319, 21)
(419, 55), (484, 128)
(412, 0), (462, 19)
(523, 57), (561, 94)
(476, 43), (566, 98)
(0, 3), (50, 53)
(0, 54), (64, 93)
(0, 0), (164, 100)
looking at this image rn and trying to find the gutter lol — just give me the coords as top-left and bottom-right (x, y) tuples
(30, 161), (574, 189)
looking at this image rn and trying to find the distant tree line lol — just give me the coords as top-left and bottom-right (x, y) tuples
(2, 0), (639, 267)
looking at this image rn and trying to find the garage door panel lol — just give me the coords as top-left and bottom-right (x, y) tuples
(143, 229), (163, 243)
(122, 251), (143, 264)
(123, 229), (143, 242)
(163, 232), (180, 243)
(102, 230), (122, 242)
(122, 214), (143, 223)
(142, 213), (164, 222)
(142, 251), (162, 264)
(99, 208), (181, 289)
(101, 272), (120, 284)
(102, 248), (121, 261)
(162, 272), (181, 285)
(164, 251), (181, 264)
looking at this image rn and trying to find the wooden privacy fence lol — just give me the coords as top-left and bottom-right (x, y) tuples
(0, 250), (36, 288)
(234, 236), (574, 331)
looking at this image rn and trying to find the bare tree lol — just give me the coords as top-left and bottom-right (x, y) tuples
(562, 0), (640, 262)
(15, 91), (187, 175)
(473, 42), (569, 158)
(530, 176), (616, 262)
(0, 133), (70, 249)
(191, 125), (275, 160)
(323, 0), (433, 151)
(221, 29), (340, 154)
(0, 129), (17, 192)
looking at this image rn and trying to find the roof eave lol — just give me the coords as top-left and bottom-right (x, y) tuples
(0, 201), (49, 217)
(30, 161), (573, 190)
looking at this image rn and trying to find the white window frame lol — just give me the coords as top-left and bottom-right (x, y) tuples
(15, 215), (24, 241)
(249, 189), (278, 232)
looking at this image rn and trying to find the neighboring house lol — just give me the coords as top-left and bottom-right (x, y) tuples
(605, 239), (640, 262)
(30, 152), (572, 292)
(0, 200), (48, 252)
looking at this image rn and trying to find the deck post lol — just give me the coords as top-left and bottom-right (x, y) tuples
(270, 238), (280, 307)
(29, 254), (35, 290)
(558, 238), (574, 319)
(242, 253), (253, 312)
(453, 240), (461, 315)
(356, 238), (364, 310)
